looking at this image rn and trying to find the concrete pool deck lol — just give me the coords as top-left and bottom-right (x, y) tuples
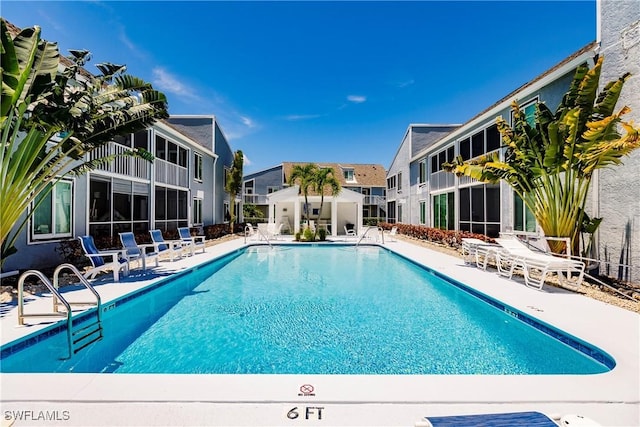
(1, 236), (638, 426)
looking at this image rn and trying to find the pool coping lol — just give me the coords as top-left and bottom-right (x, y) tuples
(1, 237), (639, 426)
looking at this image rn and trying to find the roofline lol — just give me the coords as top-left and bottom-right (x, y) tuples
(242, 163), (284, 179)
(410, 42), (599, 162)
(168, 115), (234, 155)
(387, 123), (460, 171)
(154, 120), (217, 158)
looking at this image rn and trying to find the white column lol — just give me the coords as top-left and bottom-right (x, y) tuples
(268, 203), (274, 223)
(294, 199), (301, 235)
(331, 198), (338, 236)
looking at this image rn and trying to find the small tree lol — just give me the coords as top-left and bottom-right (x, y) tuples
(288, 163), (318, 228)
(312, 166), (341, 239)
(1, 19), (168, 266)
(225, 150), (243, 233)
(444, 57), (639, 254)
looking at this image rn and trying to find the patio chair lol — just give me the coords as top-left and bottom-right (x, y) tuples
(494, 237), (585, 291)
(387, 226), (398, 242)
(245, 223), (259, 241)
(119, 232), (159, 270)
(149, 229), (184, 261)
(266, 222), (283, 240)
(78, 235), (129, 282)
(177, 227), (206, 255)
(344, 225), (357, 237)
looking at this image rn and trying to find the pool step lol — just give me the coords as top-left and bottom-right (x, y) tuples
(72, 318), (103, 354)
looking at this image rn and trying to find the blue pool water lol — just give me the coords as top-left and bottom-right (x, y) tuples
(1, 245), (612, 374)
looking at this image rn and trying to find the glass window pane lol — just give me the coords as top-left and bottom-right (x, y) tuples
(486, 186), (500, 222)
(134, 130), (148, 150)
(486, 223), (500, 237)
(459, 188), (470, 221)
(525, 204), (537, 232)
(155, 136), (166, 159)
(472, 223), (485, 235)
(90, 180), (110, 222)
(33, 188), (53, 235)
(167, 189), (178, 220)
(460, 137), (471, 161)
(472, 131), (484, 158)
(431, 156), (438, 173)
(433, 195), (441, 228)
(113, 193), (131, 221)
(447, 146), (455, 162)
(168, 142), (178, 164)
(55, 182), (72, 233)
(134, 195), (148, 221)
(155, 187), (166, 220)
(178, 190), (188, 219)
(514, 194), (524, 231)
(447, 191), (455, 230)
(471, 186), (485, 222)
(486, 124), (500, 152)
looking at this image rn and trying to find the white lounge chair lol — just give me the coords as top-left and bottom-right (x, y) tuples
(494, 237), (585, 291)
(344, 225), (356, 237)
(119, 232), (159, 270)
(78, 235), (129, 282)
(387, 226), (398, 242)
(177, 227), (206, 255)
(149, 230), (184, 261)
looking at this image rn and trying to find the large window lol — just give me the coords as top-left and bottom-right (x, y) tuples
(514, 193), (536, 232)
(387, 201), (397, 223)
(459, 184), (500, 237)
(32, 180), (73, 240)
(155, 135), (188, 167)
(513, 97), (539, 127)
(89, 178), (150, 238)
(386, 175), (396, 190)
(458, 124), (500, 161)
(397, 172), (403, 192)
(343, 168), (355, 182)
(154, 186), (188, 232)
(432, 192), (454, 230)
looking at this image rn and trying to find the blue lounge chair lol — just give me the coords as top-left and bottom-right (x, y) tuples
(149, 229), (184, 261)
(78, 235), (129, 282)
(119, 232), (159, 270)
(420, 411), (560, 427)
(177, 227), (206, 255)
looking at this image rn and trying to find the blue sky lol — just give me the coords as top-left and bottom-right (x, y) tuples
(3, 1), (596, 173)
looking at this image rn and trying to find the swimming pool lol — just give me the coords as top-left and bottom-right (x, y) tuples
(0, 245), (613, 374)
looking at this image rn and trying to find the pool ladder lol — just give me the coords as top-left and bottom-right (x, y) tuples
(355, 226), (384, 247)
(18, 264), (103, 359)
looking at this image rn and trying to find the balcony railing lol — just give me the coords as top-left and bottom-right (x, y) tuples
(243, 194), (269, 204)
(88, 142), (149, 179)
(363, 195), (386, 206)
(155, 159), (188, 187)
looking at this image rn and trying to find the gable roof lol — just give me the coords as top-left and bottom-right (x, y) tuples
(282, 162), (386, 189)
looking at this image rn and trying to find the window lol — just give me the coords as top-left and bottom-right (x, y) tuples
(512, 97), (539, 127)
(267, 186), (279, 194)
(194, 153), (203, 182)
(154, 186), (188, 232)
(343, 168), (355, 182)
(458, 124), (501, 162)
(397, 203), (403, 223)
(419, 160), (427, 184)
(387, 200), (397, 223)
(514, 193), (536, 232)
(459, 184), (500, 237)
(432, 192), (454, 230)
(419, 200), (427, 225)
(32, 180), (73, 240)
(430, 147), (455, 173)
(397, 172), (403, 191)
(386, 175), (396, 190)
(193, 198), (203, 225)
(223, 167), (230, 188)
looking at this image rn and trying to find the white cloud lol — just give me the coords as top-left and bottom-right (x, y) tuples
(241, 116), (256, 128)
(347, 95), (366, 103)
(284, 114), (322, 121)
(397, 79), (415, 88)
(152, 67), (199, 100)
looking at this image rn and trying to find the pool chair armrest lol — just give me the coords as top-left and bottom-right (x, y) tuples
(85, 249), (125, 262)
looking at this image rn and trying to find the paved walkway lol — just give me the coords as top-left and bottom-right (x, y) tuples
(1, 236), (638, 426)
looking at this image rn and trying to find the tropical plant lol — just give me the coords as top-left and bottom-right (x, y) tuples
(288, 163), (318, 227)
(225, 150), (244, 233)
(312, 166), (341, 239)
(0, 19), (168, 267)
(242, 203), (264, 221)
(444, 57), (639, 254)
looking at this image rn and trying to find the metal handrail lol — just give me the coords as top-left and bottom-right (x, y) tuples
(355, 226), (384, 247)
(18, 270), (73, 358)
(244, 225), (273, 249)
(53, 264), (102, 323)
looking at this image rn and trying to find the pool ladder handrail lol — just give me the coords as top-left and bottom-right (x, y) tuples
(355, 226), (384, 247)
(17, 264), (103, 359)
(245, 224), (273, 249)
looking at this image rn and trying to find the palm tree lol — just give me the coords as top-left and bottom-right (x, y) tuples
(312, 167), (341, 239)
(288, 163), (318, 228)
(444, 57), (639, 254)
(1, 19), (168, 266)
(225, 150), (244, 233)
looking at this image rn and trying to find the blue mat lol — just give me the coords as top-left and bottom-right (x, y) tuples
(424, 411), (558, 426)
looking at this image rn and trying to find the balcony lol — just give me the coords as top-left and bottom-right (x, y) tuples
(88, 141), (149, 179)
(243, 194), (269, 205)
(155, 159), (188, 187)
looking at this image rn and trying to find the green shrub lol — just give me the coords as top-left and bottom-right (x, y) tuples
(303, 227), (314, 241)
(318, 228), (327, 241)
(295, 231), (301, 241)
